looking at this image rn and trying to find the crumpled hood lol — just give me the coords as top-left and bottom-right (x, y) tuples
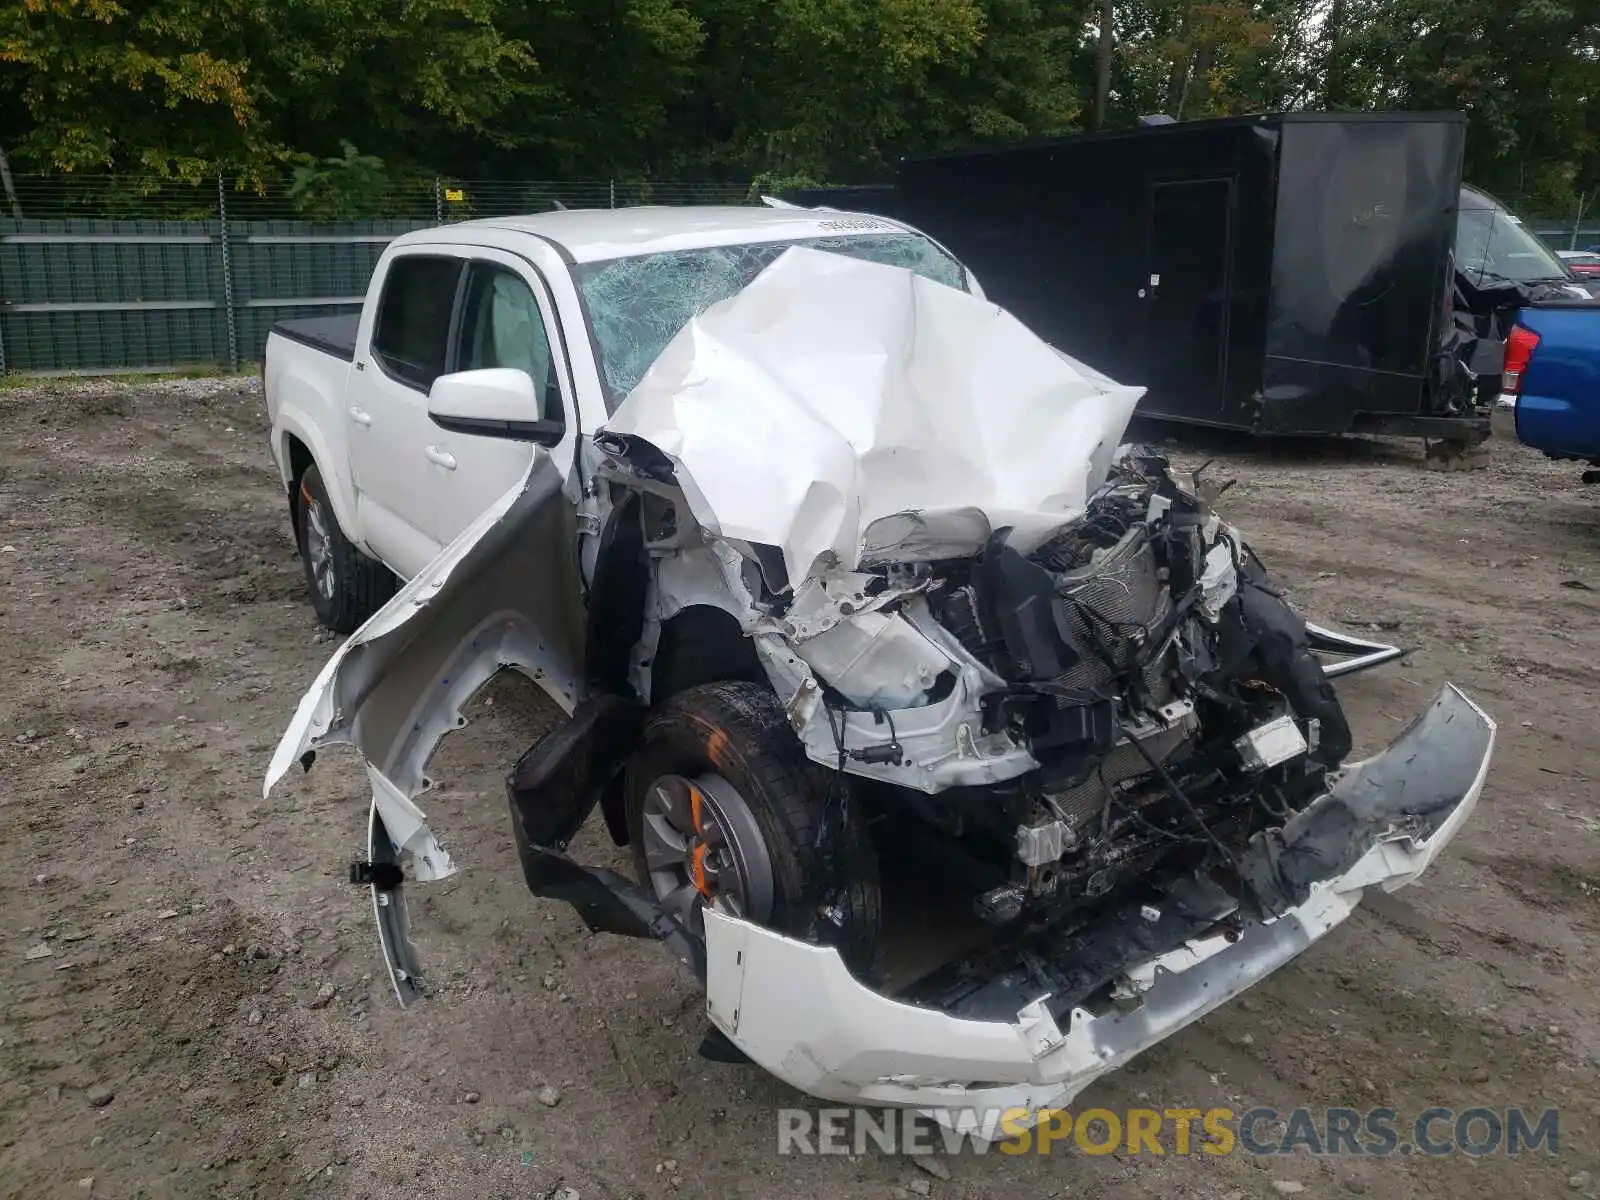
(602, 247), (1146, 580)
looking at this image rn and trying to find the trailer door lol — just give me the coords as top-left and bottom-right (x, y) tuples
(1143, 178), (1233, 416)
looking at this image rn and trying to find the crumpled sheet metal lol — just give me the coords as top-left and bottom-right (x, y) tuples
(603, 247), (1146, 581)
(701, 685), (1495, 1122)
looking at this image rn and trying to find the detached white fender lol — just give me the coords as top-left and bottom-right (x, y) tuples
(265, 452), (584, 1002)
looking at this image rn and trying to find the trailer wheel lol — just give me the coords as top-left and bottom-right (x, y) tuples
(296, 465), (394, 633)
(625, 681), (879, 970)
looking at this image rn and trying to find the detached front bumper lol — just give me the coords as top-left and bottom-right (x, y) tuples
(701, 685), (1494, 1121)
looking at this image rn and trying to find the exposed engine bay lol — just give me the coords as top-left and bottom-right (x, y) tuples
(267, 246), (1493, 1125)
(587, 435), (1379, 1000)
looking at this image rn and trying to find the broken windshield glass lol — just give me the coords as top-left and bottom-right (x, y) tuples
(574, 234), (967, 410)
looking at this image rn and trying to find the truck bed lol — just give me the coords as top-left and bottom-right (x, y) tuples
(271, 314), (359, 362)
(1512, 302), (1600, 462)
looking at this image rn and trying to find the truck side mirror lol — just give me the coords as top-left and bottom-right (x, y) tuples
(427, 368), (564, 447)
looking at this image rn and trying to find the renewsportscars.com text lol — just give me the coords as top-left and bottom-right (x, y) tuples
(777, 1105), (1560, 1157)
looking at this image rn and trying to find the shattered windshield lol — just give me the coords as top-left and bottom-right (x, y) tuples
(574, 233), (967, 410)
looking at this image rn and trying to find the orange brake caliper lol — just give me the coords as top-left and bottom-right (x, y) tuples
(688, 786), (714, 900)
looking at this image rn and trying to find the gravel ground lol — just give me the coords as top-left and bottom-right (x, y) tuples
(1, 378), (1598, 1199)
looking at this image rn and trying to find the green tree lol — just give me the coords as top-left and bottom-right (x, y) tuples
(5, 0), (1598, 219)
(1332, 0), (1600, 210)
(287, 140), (389, 219)
(659, 0), (1086, 181)
(1106, 0), (1277, 121)
(0, 0), (536, 179)
(917, 0), (1085, 147)
(660, 0), (986, 180)
(486, 0), (703, 177)
(0, 0), (263, 179)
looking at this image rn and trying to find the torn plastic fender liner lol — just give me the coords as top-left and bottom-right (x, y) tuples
(501, 693), (705, 976)
(265, 455), (586, 1006)
(701, 684), (1493, 1123)
(506, 693), (642, 864)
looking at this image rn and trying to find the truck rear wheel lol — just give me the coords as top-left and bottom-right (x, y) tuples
(295, 464), (394, 633)
(624, 681), (880, 972)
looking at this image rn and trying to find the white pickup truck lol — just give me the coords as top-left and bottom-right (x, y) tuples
(264, 205), (1491, 1132)
(264, 205), (978, 630)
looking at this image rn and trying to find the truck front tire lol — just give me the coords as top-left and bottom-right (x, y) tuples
(295, 464), (394, 633)
(624, 681), (881, 973)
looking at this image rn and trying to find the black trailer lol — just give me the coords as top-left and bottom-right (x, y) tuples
(791, 112), (1485, 441)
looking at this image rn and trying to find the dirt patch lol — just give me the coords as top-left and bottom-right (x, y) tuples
(1470, 854), (1600, 918)
(2, 381), (1598, 1198)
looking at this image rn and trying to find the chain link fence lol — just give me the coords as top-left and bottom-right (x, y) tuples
(1515, 196), (1600, 252)
(0, 176), (753, 376)
(1527, 217), (1600, 251)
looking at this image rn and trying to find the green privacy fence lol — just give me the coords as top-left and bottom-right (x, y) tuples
(0, 218), (432, 374)
(0, 177), (751, 375)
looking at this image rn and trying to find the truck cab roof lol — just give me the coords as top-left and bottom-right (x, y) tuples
(394, 205), (902, 264)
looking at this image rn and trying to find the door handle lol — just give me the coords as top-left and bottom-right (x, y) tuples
(349, 406), (373, 427)
(425, 445), (457, 470)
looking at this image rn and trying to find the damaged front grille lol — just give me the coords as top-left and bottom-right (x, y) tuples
(1049, 529), (1173, 696)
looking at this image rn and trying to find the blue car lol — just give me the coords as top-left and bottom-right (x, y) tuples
(1497, 305), (1600, 480)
